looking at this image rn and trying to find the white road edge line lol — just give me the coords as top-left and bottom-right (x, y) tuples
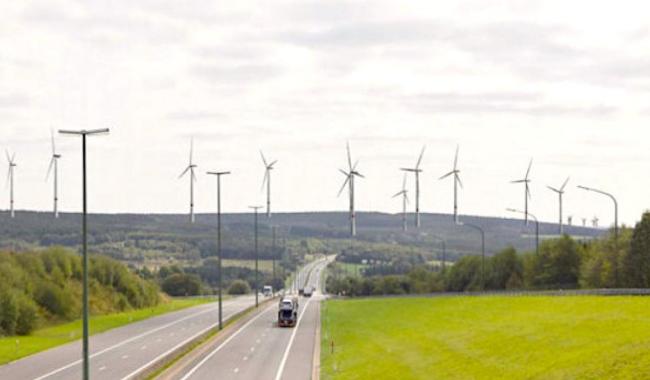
(32, 297), (249, 380)
(179, 304), (276, 380)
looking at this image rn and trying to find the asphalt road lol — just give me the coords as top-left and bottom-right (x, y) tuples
(0, 295), (257, 380)
(172, 257), (331, 380)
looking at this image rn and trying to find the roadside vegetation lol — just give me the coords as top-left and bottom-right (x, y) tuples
(321, 296), (650, 379)
(0, 247), (160, 337)
(326, 211), (650, 296)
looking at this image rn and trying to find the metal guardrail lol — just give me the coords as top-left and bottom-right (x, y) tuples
(329, 288), (650, 300)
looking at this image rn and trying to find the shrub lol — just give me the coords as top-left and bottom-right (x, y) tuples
(161, 273), (202, 296)
(228, 280), (251, 295)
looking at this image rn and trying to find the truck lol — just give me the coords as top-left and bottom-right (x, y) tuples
(262, 285), (273, 297)
(278, 296), (299, 327)
(303, 286), (313, 297)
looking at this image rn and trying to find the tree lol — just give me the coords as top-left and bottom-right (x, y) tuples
(486, 247), (523, 290)
(622, 212), (650, 287)
(161, 273), (202, 296)
(228, 280), (251, 295)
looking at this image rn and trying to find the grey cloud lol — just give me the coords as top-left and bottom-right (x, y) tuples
(0, 93), (30, 108)
(191, 64), (282, 83)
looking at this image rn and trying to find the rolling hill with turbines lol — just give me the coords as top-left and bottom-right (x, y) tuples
(0, 210), (605, 265)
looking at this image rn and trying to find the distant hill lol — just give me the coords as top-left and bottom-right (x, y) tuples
(0, 210), (605, 264)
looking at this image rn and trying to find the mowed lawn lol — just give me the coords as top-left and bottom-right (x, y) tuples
(321, 296), (650, 380)
(0, 297), (213, 365)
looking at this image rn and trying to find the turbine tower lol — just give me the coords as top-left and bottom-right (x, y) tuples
(392, 173), (409, 232)
(260, 151), (277, 218)
(178, 139), (197, 223)
(46, 131), (62, 218)
(511, 158), (533, 225)
(400, 146), (425, 227)
(439, 145), (463, 224)
(338, 142), (364, 237)
(5, 150), (16, 218)
(547, 177), (570, 235)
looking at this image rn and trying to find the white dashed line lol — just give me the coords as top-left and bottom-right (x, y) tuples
(250, 347), (255, 352)
(243, 356), (248, 361)
(122, 355), (129, 360)
(234, 368), (240, 373)
(99, 366), (106, 371)
(141, 345), (147, 350)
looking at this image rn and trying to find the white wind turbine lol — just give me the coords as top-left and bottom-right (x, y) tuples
(260, 151), (277, 218)
(46, 130), (62, 218)
(6, 150), (16, 218)
(338, 142), (364, 237)
(439, 145), (463, 224)
(392, 173), (409, 232)
(547, 177), (570, 235)
(511, 159), (533, 225)
(178, 139), (197, 223)
(400, 146), (425, 227)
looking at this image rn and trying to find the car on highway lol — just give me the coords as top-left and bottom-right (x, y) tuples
(263, 285), (273, 297)
(278, 296), (299, 327)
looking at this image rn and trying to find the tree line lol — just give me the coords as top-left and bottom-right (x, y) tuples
(327, 212), (650, 296)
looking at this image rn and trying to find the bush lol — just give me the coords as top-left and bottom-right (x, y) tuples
(15, 295), (38, 335)
(228, 280), (251, 295)
(161, 273), (202, 296)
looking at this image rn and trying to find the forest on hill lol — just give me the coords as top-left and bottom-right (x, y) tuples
(0, 248), (160, 336)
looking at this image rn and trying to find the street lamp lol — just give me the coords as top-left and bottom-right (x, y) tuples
(577, 185), (619, 286)
(59, 128), (109, 380)
(207, 170), (230, 330)
(507, 208), (539, 256)
(458, 221), (485, 290)
(249, 205), (263, 307)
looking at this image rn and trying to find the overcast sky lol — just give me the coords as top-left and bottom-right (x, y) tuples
(1, 0), (649, 227)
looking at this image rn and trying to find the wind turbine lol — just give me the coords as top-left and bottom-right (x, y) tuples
(400, 146), (425, 227)
(5, 150), (16, 218)
(46, 130), (62, 218)
(260, 151), (277, 218)
(392, 173), (409, 232)
(547, 177), (570, 235)
(439, 145), (463, 224)
(592, 216), (599, 228)
(178, 139), (197, 223)
(338, 142), (364, 237)
(511, 159), (533, 225)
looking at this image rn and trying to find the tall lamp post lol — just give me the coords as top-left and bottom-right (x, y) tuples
(431, 235), (447, 273)
(249, 205), (263, 307)
(577, 185), (619, 286)
(507, 208), (539, 256)
(207, 170), (230, 330)
(272, 225), (277, 285)
(458, 221), (485, 289)
(59, 128), (109, 380)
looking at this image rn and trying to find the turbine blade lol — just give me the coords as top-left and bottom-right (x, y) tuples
(511, 179), (526, 184)
(526, 185), (532, 199)
(192, 169), (197, 182)
(178, 166), (190, 179)
(352, 159), (359, 172)
(456, 173), (463, 189)
(525, 158), (533, 180)
(46, 158), (54, 181)
(404, 192), (410, 204)
(402, 173), (407, 190)
(339, 169), (349, 176)
(547, 186), (560, 193)
(439, 171), (454, 180)
(51, 129), (56, 155)
(346, 142), (352, 171)
(337, 176), (350, 197)
(453, 145), (459, 170)
(269, 160), (278, 167)
(415, 145), (426, 169)
(261, 169), (269, 191)
(392, 190), (403, 198)
(354, 171), (365, 178)
(260, 150), (268, 166)
(5, 150), (10, 163)
(561, 177), (570, 191)
(189, 138), (194, 165)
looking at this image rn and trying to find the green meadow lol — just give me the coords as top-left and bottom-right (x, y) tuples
(321, 296), (650, 379)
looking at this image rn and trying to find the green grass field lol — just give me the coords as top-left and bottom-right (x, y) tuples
(321, 296), (650, 379)
(0, 297), (213, 365)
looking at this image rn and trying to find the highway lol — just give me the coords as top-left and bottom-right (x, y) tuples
(168, 257), (331, 380)
(0, 295), (256, 380)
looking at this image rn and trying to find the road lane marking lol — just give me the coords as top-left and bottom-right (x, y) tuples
(234, 368), (239, 373)
(120, 307), (246, 380)
(32, 297), (252, 380)
(179, 304), (275, 380)
(99, 366), (106, 371)
(141, 345), (147, 350)
(274, 260), (327, 380)
(243, 356), (248, 361)
(122, 355), (129, 360)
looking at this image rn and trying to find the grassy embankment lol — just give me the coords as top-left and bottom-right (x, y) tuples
(321, 296), (650, 379)
(0, 297), (213, 365)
